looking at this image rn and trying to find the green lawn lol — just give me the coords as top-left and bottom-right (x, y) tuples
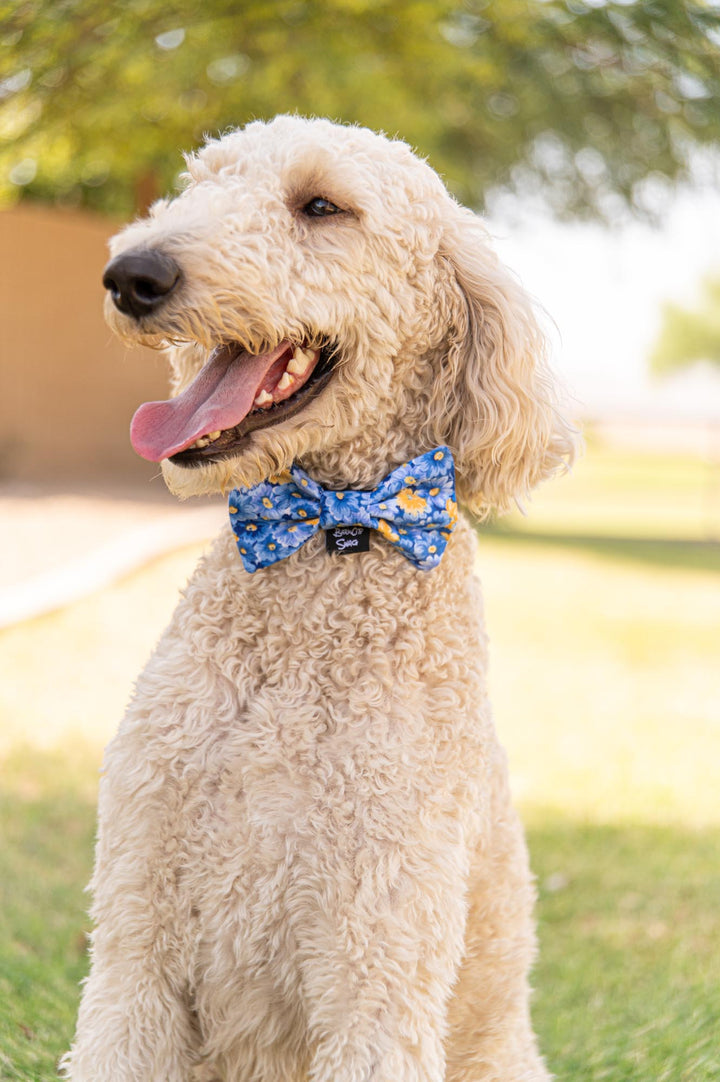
(531, 818), (720, 1081)
(0, 755), (95, 1081)
(500, 439), (720, 542)
(1, 444), (718, 1080)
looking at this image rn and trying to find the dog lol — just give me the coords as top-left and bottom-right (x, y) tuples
(64, 115), (575, 1082)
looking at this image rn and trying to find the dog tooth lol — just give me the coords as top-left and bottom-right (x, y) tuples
(288, 350), (311, 376)
(277, 371), (294, 391)
(207, 431), (221, 441)
(254, 390), (273, 407)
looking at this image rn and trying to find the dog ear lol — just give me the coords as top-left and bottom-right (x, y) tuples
(429, 206), (577, 518)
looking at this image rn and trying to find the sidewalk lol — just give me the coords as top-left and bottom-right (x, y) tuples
(0, 481), (226, 628)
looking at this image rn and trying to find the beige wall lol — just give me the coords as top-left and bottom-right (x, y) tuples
(0, 204), (170, 483)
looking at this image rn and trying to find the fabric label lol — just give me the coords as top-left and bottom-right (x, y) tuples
(325, 525), (371, 556)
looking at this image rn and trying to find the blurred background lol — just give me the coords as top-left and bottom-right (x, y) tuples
(1, 2), (719, 1079)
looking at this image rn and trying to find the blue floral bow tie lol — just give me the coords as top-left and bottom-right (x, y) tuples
(228, 447), (458, 573)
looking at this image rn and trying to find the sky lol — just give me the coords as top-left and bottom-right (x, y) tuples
(488, 185), (720, 424)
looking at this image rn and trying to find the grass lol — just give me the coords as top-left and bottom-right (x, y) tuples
(531, 819), (720, 1081)
(478, 532), (720, 828)
(1, 443), (719, 1080)
(500, 439), (720, 542)
(0, 754), (96, 1081)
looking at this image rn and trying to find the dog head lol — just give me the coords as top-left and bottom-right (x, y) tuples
(104, 115), (575, 513)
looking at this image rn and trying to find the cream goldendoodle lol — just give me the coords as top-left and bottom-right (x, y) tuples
(64, 116), (575, 1082)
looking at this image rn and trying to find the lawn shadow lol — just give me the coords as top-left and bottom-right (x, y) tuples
(478, 523), (720, 574)
(525, 811), (720, 1081)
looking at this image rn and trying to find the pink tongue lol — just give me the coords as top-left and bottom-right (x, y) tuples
(130, 342), (291, 461)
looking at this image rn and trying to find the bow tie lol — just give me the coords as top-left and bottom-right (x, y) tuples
(228, 447), (457, 573)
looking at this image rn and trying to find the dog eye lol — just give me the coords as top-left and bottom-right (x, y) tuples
(302, 197), (343, 218)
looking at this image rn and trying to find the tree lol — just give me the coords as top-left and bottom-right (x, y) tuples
(650, 274), (720, 372)
(2, 0), (720, 218)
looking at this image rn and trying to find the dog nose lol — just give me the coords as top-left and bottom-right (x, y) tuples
(102, 249), (181, 319)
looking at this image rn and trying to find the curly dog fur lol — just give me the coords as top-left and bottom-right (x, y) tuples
(64, 116), (575, 1082)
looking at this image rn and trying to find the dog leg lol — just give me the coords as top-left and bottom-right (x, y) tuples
(446, 769), (550, 1082)
(62, 962), (197, 1082)
(62, 735), (199, 1082)
(294, 837), (469, 1082)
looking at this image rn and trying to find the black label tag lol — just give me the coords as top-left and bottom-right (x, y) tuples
(325, 525), (371, 556)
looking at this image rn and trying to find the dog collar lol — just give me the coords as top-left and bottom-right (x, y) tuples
(228, 447), (457, 573)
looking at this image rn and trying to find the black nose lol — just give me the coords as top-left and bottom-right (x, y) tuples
(102, 249), (181, 319)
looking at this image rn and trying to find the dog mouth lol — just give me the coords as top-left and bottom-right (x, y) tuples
(130, 339), (336, 465)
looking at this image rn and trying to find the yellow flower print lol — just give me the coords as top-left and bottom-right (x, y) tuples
(306, 518), (320, 526)
(397, 487), (428, 514)
(268, 543), (276, 550)
(377, 519), (399, 543)
(434, 451), (444, 461)
(404, 475), (417, 485)
(429, 488), (439, 496)
(445, 498), (458, 528)
(246, 523), (258, 532)
(262, 497), (273, 509)
(428, 545), (437, 554)
(288, 524), (298, 533)
(229, 505), (238, 514)
(298, 509), (307, 518)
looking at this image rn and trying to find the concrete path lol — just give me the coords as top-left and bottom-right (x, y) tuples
(0, 482), (226, 628)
